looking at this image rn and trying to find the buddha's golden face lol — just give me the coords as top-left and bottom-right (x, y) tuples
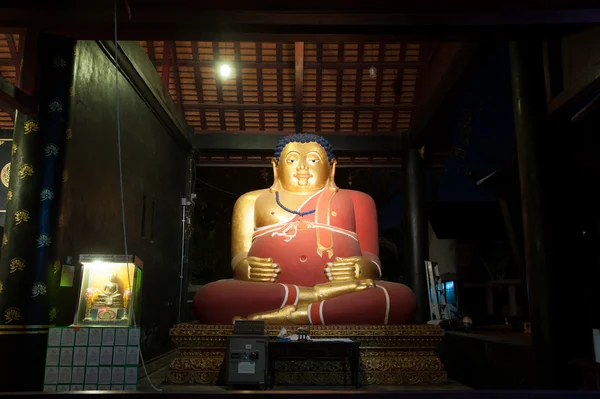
(274, 142), (333, 193)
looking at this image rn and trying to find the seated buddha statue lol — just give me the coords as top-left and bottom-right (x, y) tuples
(96, 273), (123, 307)
(193, 134), (417, 325)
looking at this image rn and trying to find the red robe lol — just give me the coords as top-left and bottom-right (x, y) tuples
(193, 189), (416, 325)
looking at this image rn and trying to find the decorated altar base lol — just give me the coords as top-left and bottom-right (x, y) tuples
(166, 324), (447, 386)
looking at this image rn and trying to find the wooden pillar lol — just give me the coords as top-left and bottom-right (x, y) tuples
(402, 133), (430, 323)
(509, 40), (557, 389)
(0, 33), (75, 391)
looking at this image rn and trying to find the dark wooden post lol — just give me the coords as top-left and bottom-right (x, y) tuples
(509, 40), (557, 389)
(402, 133), (430, 323)
(0, 32), (75, 391)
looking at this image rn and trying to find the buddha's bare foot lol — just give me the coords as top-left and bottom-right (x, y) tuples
(244, 305), (309, 325)
(314, 278), (376, 301)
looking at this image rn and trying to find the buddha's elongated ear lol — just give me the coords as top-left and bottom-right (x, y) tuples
(269, 158), (280, 192)
(328, 159), (339, 191)
(330, 158), (337, 179)
(271, 157), (278, 178)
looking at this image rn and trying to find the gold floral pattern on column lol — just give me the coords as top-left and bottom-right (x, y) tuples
(44, 144), (59, 157)
(49, 307), (57, 322)
(18, 164), (34, 179)
(0, 280), (3, 293)
(65, 128), (73, 140)
(31, 282), (47, 298)
(53, 260), (61, 274)
(7, 190), (12, 201)
(11, 143), (17, 155)
(51, 56), (67, 68)
(61, 170), (68, 183)
(69, 86), (76, 97)
(40, 188), (55, 201)
(48, 100), (63, 113)
(9, 258), (25, 273)
(14, 209), (30, 225)
(36, 234), (52, 248)
(24, 120), (40, 135)
(4, 307), (21, 323)
(1, 163), (10, 188)
(2, 233), (7, 247)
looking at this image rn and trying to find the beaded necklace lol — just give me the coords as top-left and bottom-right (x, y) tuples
(275, 191), (316, 218)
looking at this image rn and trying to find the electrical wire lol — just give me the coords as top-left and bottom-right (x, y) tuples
(197, 178), (240, 196)
(113, 0), (162, 392)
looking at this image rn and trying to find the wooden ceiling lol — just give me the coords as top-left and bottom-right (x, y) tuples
(141, 41), (421, 135)
(0, 34), (20, 130)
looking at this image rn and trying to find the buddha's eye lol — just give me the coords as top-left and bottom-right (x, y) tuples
(309, 159), (319, 163)
(287, 159), (296, 163)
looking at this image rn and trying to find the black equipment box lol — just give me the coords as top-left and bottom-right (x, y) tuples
(225, 335), (268, 387)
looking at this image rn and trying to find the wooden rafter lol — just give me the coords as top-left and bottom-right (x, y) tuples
(315, 43), (323, 132)
(161, 41), (171, 86)
(371, 43), (385, 132)
(234, 42), (246, 131)
(352, 43), (364, 132)
(276, 43), (284, 131)
(212, 42), (226, 131)
(5, 34), (17, 59)
(294, 42), (304, 133)
(146, 40), (156, 62)
(190, 41), (207, 130)
(334, 42), (343, 132)
(171, 42), (183, 112)
(14, 33), (24, 87)
(256, 42), (265, 131)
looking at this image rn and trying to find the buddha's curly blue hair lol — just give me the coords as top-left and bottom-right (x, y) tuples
(274, 134), (335, 164)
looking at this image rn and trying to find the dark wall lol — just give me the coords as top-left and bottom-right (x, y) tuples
(54, 41), (190, 360)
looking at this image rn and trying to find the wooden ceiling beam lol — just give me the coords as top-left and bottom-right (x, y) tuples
(294, 41), (304, 133)
(192, 132), (404, 154)
(3, 7), (599, 41)
(0, 75), (36, 115)
(181, 103), (413, 111)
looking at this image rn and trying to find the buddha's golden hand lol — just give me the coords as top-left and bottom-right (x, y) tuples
(234, 256), (281, 283)
(324, 256), (380, 282)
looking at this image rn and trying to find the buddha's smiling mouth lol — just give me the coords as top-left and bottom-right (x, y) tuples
(294, 173), (312, 179)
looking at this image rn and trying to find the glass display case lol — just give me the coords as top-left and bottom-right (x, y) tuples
(74, 254), (143, 327)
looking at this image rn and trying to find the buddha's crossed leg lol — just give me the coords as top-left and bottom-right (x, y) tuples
(193, 279), (416, 325)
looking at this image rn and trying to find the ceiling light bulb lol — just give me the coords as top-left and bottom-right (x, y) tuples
(219, 64), (232, 78)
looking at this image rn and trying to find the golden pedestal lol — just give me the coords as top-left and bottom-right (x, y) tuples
(166, 323), (447, 386)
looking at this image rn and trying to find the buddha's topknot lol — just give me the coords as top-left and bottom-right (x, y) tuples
(274, 133), (334, 164)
